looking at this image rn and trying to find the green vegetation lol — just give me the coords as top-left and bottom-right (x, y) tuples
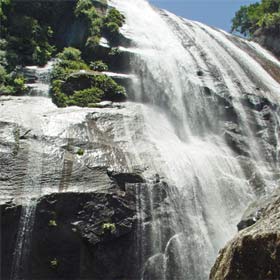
(77, 148), (85, 156)
(50, 258), (59, 268)
(102, 222), (116, 234)
(231, 0), (280, 36)
(90, 60), (109, 71)
(51, 47), (126, 107)
(48, 219), (58, 227)
(0, 0), (126, 104)
(103, 8), (125, 41)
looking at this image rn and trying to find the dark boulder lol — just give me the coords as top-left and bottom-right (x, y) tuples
(28, 191), (139, 280)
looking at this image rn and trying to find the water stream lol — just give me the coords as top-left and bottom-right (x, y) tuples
(10, 63), (53, 280)
(2, 1), (280, 279)
(110, 0), (280, 279)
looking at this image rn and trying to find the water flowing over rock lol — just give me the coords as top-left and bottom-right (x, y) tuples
(1, 0), (280, 279)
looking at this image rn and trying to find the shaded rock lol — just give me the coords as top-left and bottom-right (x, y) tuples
(30, 190), (139, 280)
(237, 188), (280, 231)
(0, 202), (22, 279)
(254, 29), (280, 59)
(210, 188), (280, 280)
(108, 170), (145, 189)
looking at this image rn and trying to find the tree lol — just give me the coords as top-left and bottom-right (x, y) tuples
(231, 0), (280, 36)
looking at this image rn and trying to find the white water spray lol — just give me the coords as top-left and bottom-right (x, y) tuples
(110, 0), (280, 279)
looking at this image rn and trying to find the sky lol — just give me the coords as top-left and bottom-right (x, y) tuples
(149, 0), (259, 32)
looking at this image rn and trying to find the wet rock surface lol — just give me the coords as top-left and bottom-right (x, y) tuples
(1, 171), (173, 280)
(210, 188), (280, 280)
(0, 202), (22, 279)
(2, 5), (280, 280)
(30, 188), (139, 280)
(0, 97), (157, 279)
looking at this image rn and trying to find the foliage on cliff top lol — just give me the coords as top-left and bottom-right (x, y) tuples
(231, 0), (280, 36)
(51, 47), (126, 108)
(0, 0), (125, 97)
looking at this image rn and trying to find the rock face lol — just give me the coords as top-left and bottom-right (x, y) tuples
(210, 189), (280, 280)
(1, 170), (171, 280)
(254, 29), (280, 59)
(2, 2), (280, 279)
(0, 96), (174, 280)
(22, 187), (139, 280)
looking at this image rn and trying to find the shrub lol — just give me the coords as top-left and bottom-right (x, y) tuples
(50, 258), (59, 268)
(85, 36), (100, 51)
(70, 87), (104, 107)
(76, 148), (85, 155)
(52, 91), (68, 107)
(103, 22), (120, 37)
(51, 60), (89, 81)
(85, 7), (100, 23)
(75, 0), (94, 18)
(0, 85), (14, 95)
(57, 47), (82, 61)
(104, 8), (125, 27)
(90, 60), (108, 71)
(102, 8), (125, 40)
(1, 0), (126, 98)
(102, 222), (116, 234)
(51, 71), (126, 107)
(92, 74), (126, 101)
(231, 0), (280, 36)
(0, 39), (8, 50)
(109, 47), (121, 56)
(0, 50), (8, 67)
(13, 75), (27, 94)
(48, 220), (57, 227)
(32, 44), (54, 66)
(0, 65), (7, 84)
(90, 18), (103, 36)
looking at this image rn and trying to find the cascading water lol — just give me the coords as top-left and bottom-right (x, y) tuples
(10, 63), (54, 280)
(24, 60), (54, 97)
(1, 1), (280, 279)
(109, 0), (280, 279)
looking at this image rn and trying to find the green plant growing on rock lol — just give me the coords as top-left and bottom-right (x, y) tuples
(13, 76), (26, 93)
(74, 0), (94, 18)
(51, 51), (126, 107)
(48, 219), (58, 227)
(0, 69), (27, 95)
(90, 60), (108, 71)
(84, 36), (101, 56)
(70, 88), (104, 107)
(102, 222), (116, 234)
(103, 8), (125, 38)
(50, 258), (59, 268)
(57, 47), (82, 62)
(1, 0), (126, 102)
(77, 148), (85, 156)
(109, 47), (121, 56)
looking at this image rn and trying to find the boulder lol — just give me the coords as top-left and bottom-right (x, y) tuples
(210, 188), (280, 280)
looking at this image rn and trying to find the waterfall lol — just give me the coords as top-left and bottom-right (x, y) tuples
(1, 1), (280, 279)
(10, 63), (54, 280)
(24, 60), (55, 97)
(109, 0), (280, 279)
